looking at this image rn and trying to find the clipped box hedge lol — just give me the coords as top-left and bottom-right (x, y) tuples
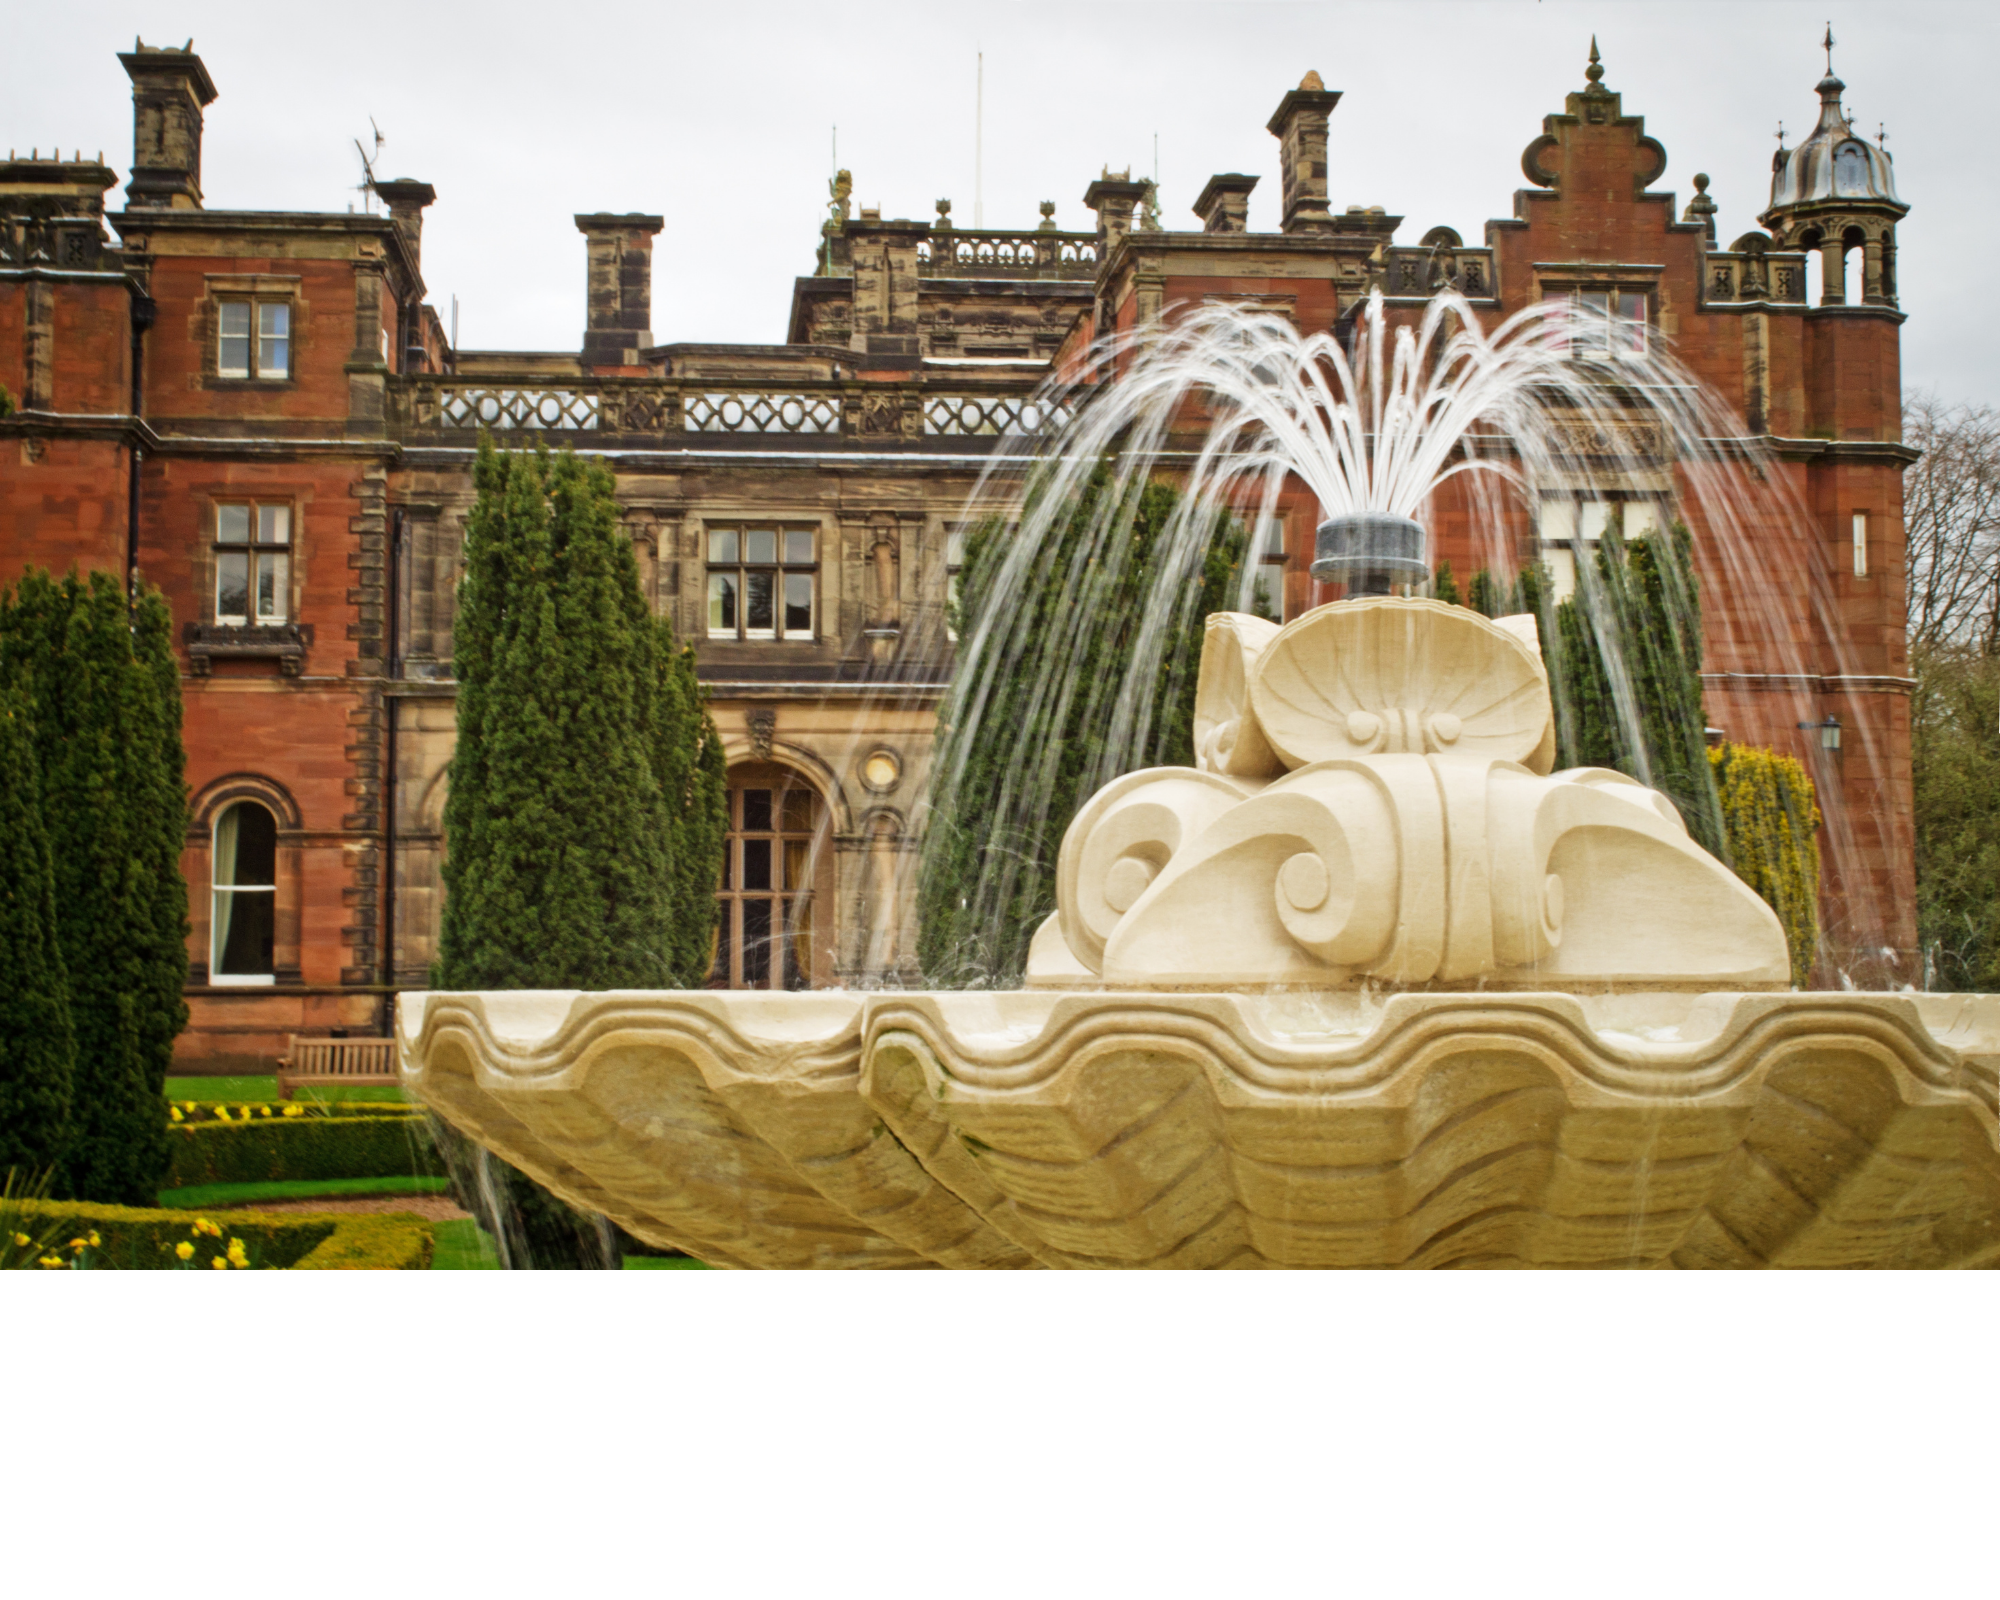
(166, 1115), (446, 1188)
(11, 1198), (434, 1270)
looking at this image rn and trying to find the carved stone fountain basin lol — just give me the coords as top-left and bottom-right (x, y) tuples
(399, 986), (2000, 1268)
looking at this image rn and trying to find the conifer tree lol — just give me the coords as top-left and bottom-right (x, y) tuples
(917, 468), (1245, 985)
(1501, 526), (1726, 860)
(0, 689), (75, 1180)
(0, 571), (187, 1204)
(1466, 567), (1504, 618)
(435, 441), (727, 1264)
(1431, 559), (1461, 607)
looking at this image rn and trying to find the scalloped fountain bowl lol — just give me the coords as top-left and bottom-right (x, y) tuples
(400, 600), (2000, 1267)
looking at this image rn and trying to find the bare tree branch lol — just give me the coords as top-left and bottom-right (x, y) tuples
(1904, 393), (2000, 652)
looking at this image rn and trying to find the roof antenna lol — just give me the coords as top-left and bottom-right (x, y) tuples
(974, 47), (984, 229)
(353, 117), (385, 214)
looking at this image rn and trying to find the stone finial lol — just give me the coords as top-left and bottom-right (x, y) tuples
(1683, 172), (1717, 244)
(1300, 70), (1324, 91)
(934, 197), (952, 231)
(1037, 199), (1057, 232)
(1585, 35), (1605, 88)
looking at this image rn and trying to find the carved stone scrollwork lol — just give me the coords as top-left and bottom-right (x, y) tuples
(857, 394), (903, 436)
(747, 710), (776, 759)
(1035, 598), (1789, 992)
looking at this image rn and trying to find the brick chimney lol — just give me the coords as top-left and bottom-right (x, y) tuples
(575, 213), (663, 367)
(1083, 170), (1151, 258)
(1266, 72), (1342, 235)
(1193, 173), (1258, 234)
(119, 39), (218, 210)
(372, 178), (436, 274)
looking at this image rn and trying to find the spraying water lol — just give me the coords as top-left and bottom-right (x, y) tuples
(920, 288), (1894, 985)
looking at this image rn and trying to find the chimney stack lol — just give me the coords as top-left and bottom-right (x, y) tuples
(1193, 173), (1258, 234)
(373, 179), (436, 275)
(575, 213), (663, 367)
(1082, 170), (1151, 258)
(1266, 72), (1342, 235)
(119, 38), (217, 210)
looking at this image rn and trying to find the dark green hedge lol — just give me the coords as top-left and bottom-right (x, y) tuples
(11, 1197), (434, 1270)
(165, 1115), (445, 1188)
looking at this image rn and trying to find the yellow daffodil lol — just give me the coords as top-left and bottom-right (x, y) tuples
(175, 1241), (195, 1260)
(226, 1240), (249, 1268)
(87, 1231), (100, 1247)
(39, 1255), (66, 1268)
(170, 1106), (184, 1122)
(10, 1232), (28, 1248)
(211, 1256), (228, 1269)
(282, 1105), (304, 1118)
(213, 1105), (230, 1122)
(260, 1105), (273, 1117)
(68, 1237), (88, 1252)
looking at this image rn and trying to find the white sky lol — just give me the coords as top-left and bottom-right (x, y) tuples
(12, 1), (1994, 405)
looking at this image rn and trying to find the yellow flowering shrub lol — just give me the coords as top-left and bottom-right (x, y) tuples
(1709, 741), (1822, 987)
(3, 1198), (434, 1270)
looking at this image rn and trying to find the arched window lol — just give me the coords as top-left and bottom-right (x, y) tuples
(711, 764), (830, 990)
(211, 800), (277, 983)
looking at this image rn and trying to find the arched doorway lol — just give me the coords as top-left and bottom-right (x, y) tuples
(711, 762), (834, 990)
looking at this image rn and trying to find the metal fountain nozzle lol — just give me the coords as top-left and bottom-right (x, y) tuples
(1311, 513), (1429, 596)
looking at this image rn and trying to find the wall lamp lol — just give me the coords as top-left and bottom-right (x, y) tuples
(1797, 714), (1842, 752)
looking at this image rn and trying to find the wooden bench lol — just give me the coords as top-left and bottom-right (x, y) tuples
(276, 1035), (401, 1099)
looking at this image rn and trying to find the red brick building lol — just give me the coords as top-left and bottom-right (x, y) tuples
(0, 42), (1915, 1070)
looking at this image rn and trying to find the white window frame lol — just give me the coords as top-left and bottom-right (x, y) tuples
(1541, 288), (1649, 361)
(706, 526), (818, 642)
(217, 298), (291, 380)
(1852, 511), (1869, 578)
(214, 502), (293, 625)
(210, 801), (278, 986)
(1536, 497), (1668, 602)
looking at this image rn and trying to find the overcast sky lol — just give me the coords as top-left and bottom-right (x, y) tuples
(13, 1), (1994, 405)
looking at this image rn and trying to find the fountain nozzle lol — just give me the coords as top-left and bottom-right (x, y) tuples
(1311, 514), (1429, 596)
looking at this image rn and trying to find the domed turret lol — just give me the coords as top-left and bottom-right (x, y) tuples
(1759, 32), (1908, 306)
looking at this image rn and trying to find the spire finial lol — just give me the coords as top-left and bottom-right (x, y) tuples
(1586, 36), (1604, 86)
(1823, 23), (1835, 75)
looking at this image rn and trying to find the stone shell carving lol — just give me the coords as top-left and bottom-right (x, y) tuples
(1250, 597), (1555, 772)
(1037, 596), (1786, 991)
(402, 988), (2000, 1269)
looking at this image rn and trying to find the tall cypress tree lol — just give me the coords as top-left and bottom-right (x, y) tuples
(917, 468), (1245, 985)
(435, 441), (727, 1263)
(0, 570), (187, 1204)
(0, 689), (75, 1180)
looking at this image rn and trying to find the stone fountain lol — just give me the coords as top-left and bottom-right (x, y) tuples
(400, 594), (2000, 1268)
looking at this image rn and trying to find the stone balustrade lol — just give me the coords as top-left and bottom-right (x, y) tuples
(915, 229), (1098, 278)
(397, 376), (1078, 442)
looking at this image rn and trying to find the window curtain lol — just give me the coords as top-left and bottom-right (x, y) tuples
(212, 802), (242, 963)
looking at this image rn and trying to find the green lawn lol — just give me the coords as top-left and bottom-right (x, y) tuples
(431, 1217), (500, 1270)
(164, 1075), (408, 1105)
(426, 1219), (710, 1270)
(157, 1175), (452, 1210)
